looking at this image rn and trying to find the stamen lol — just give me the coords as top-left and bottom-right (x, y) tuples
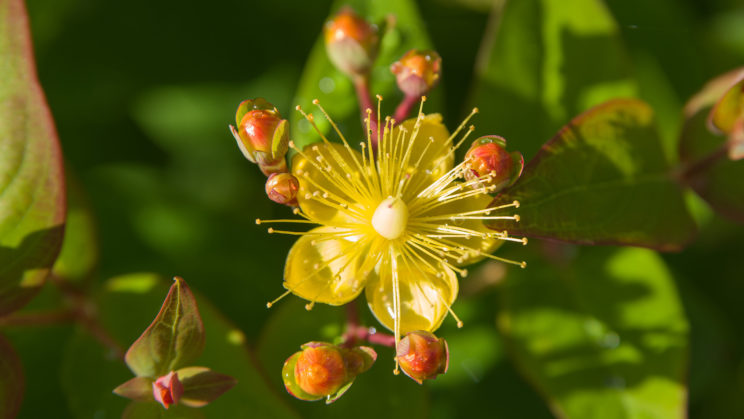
(266, 289), (292, 308)
(440, 296), (464, 328)
(305, 301), (315, 311)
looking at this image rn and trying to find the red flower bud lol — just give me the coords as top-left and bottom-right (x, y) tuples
(229, 98), (289, 175)
(295, 344), (347, 397)
(152, 371), (183, 409)
(396, 331), (449, 384)
(324, 7), (380, 77)
(464, 136), (524, 193)
(265, 173), (300, 206)
(391, 49), (442, 97)
(282, 342), (377, 403)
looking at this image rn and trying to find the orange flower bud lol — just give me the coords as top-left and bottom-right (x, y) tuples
(265, 173), (299, 206)
(152, 371), (183, 409)
(324, 7), (380, 77)
(391, 49), (442, 97)
(396, 331), (449, 384)
(229, 98), (289, 175)
(464, 136), (524, 192)
(282, 342), (376, 403)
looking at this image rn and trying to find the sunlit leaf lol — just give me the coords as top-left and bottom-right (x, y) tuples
(471, 0), (637, 160)
(177, 366), (237, 408)
(0, 335), (24, 419)
(0, 0), (66, 315)
(114, 376), (155, 402)
(488, 99), (696, 251)
(290, 0), (438, 150)
(680, 68), (744, 223)
(499, 246), (689, 418)
(125, 277), (205, 378)
(61, 273), (298, 418)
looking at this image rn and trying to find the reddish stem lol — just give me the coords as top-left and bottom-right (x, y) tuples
(341, 302), (395, 348)
(353, 76), (379, 150)
(394, 94), (421, 122)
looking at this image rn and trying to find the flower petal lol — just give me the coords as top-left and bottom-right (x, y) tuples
(284, 226), (375, 305)
(291, 143), (370, 225)
(394, 113), (453, 187)
(365, 252), (458, 334)
(421, 190), (502, 266)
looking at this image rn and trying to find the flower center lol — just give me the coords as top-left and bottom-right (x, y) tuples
(371, 196), (408, 240)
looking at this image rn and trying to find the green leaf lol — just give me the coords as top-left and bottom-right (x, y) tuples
(61, 273), (298, 419)
(471, 0), (637, 160)
(177, 366), (237, 408)
(290, 0), (438, 151)
(0, 0), (66, 315)
(498, 247), (689, 418)
(679, 69), (744, 223)
(125, 277), (205, 378)
(488, 99), (697, 251)
(0, 334), (24, 419)
(114, 376), (155, 402)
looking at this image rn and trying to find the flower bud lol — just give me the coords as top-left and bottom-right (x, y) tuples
(282, 342), (376, 403)
(464, 136), (524, 192)
(391, 49), (442, 97)
(396, 331), (449, 384)
(229, 98), (289, 175)
(324, 7), (380, 77)
(265, 173), (299, 206)
(152, 371), (183, 409)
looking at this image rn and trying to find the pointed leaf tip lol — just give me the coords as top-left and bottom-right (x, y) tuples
(124, 277), (205, 378)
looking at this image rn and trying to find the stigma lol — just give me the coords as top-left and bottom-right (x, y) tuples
(371, 196), (408, 240)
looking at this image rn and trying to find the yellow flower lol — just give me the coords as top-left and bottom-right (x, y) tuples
(259, 99), (525, 343)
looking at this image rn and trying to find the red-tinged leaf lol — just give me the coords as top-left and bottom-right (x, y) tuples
(125, 277), (205, 378)
(0, 0), (66, 315)
(680, 69), (744, 223)
(114, 376), (155, 402)
(176, 366), (237, 408)
(0, 334), (24, 419)
(706, 72), (744, 135)
(488, 99), (697, 251)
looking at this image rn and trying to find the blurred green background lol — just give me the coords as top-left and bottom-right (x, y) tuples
(5, 0), (744, 417)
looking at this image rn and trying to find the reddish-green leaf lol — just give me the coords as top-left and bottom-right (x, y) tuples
(0, 334), (24, 419)
(125, 277), (205, 378)
(680, 68), (744, 223)
(114, 376), (155, 402)
(177, 366), (237, 408)
(488, 99), (696, 251)
(0, 0), (66, 315)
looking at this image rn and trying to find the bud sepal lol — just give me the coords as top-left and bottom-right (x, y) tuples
(391, 49), (442, 97)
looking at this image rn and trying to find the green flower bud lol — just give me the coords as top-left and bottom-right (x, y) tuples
(396, 331), (448, 384)
(324, 7), (380, 77)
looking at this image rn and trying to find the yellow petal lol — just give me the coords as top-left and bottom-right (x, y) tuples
(420, 190), (502, 266)
(284, 226), (376, 305)
(393, 114), (453, 188)
(291, 143), (370, 225)
(365, 251), (458, 334)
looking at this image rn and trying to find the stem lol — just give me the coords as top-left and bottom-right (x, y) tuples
(676, 144), (728, 183)
(353, 75), (379, 150)
(340, 301), (396, 348)
(394, 94), (420, 122)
